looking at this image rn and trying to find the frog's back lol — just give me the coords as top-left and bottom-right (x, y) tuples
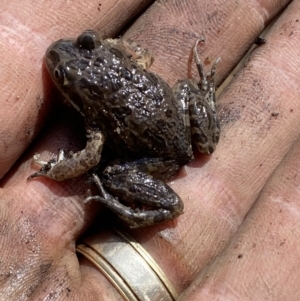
(84, 50), (193, 162)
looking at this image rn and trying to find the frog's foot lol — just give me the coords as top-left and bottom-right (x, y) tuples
(106, 38), (153, 69)
(27, 130), (105, 181)
(118, 39), (154, 69)
(193, 38), (221, 97)
(86, 173), (184, 228)
(27, 150), (66, 180)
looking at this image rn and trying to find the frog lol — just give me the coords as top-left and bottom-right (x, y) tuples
(28, 30), (220, 228)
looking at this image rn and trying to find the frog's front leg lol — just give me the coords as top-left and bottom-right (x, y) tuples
(85, 159), (183, 228)
(28, 127), (104, 181)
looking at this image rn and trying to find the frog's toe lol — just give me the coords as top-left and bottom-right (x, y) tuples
(32, 153), (48, 167)
(27, 158), (58, 180)
(27, 170), (48, 180)
(27, 171), (43, 180)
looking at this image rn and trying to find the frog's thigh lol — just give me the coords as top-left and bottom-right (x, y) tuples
(107, 158), (180, 181)
(100, 162), (183, 227)
(28, 129), (104, 181)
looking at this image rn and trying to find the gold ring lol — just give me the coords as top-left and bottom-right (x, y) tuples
(76, 228), (177, 301)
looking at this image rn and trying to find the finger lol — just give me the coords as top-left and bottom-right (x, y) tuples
(179, 125), (300, 300)
(0, 0), (151, 179)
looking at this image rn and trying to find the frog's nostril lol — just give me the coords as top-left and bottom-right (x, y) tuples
(54, 69), (60, 79)
(53, 65), (66, 85)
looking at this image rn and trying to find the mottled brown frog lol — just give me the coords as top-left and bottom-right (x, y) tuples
(28, 30), (220, 228)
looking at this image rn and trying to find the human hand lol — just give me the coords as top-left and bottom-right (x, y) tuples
(1, 0), (299, 300)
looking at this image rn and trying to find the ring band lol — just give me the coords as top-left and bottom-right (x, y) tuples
(76, 228), (177, 301)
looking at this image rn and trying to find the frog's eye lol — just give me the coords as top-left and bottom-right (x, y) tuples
(77, 30), (101, 50)
(80, 35), (95, 50)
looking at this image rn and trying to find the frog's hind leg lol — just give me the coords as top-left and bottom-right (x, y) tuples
(173, 39), (221, 156)
(85, 159), (184, 228)
(190, 40), (221, 154)
(86, 173), (183, 228)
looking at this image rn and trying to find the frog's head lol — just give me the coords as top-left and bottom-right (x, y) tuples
(44, 30), (103, 115)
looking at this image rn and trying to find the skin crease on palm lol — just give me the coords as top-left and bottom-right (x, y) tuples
(1, 0), (300, 300)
